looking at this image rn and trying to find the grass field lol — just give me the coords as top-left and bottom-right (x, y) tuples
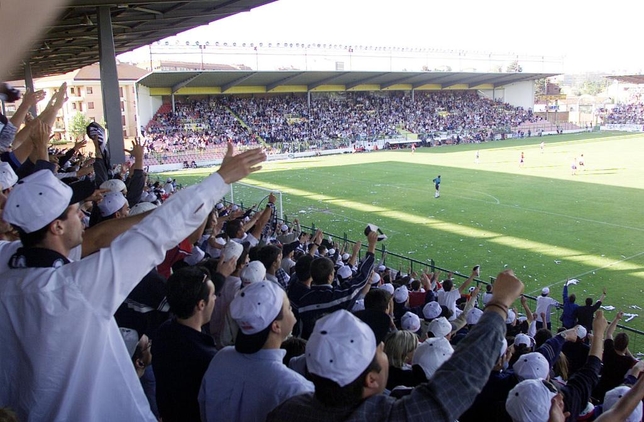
(159, 132), (644, 346)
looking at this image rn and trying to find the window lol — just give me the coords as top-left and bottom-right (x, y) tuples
(72, 103), (76, 110)
(121, 115), (126, 126)
(88, 102), (94, 109)
(78, 103), (83, 112)
(123, 130), (128, 138)
(87, 87), (93, 94)
(70, 87), (75, 95)
(119, 87), (124, 97)
(120, 101), (125, 112)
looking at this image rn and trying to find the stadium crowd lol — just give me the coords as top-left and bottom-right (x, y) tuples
(604, 101), (644, 125)
(143, 91), (543, 154)
(0, 79), (642, 422)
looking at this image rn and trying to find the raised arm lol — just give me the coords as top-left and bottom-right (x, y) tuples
(594, 373), (644, 422)
(520, 295), (534, 323)
(605, 311), (622, 340)
(10, 89), (45, 128)
(458, 265), (480, 294)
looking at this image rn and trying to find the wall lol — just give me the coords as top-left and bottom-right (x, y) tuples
(136, 84), (162, 132)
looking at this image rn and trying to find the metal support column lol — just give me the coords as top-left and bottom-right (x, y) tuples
(97, 6), (125, 164)
(24, 62), (38, 117)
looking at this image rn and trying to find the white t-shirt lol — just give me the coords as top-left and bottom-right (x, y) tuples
(535, 295), (559, 323)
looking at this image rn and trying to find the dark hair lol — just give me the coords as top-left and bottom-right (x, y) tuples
(585, 298), (593, 306)
(310, 257), (334, 285)
(534, 328), (553, 348)
(295, 255), (314, 281)
(614, 332), (629, 352)
(442, 279), (453, 291)
(224, 219), (243, 239)
(569, 294), (576, 304)
(280, 336), (307, 366)
(258, 244), (282, 270)
(17, 205), (71, 248)
(364, 289), (392, 313)
(248, 245), (262, 262)
(166, 266), (212, 319)
(410, 280), (421, 291)
(312, 354), (382, 407)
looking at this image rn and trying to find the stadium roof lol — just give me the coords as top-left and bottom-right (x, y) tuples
(606, 75), (644, 84)
(138, 70), (558, 94)
(9, 0), (276, 79)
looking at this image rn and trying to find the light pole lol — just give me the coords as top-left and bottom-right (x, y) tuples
(199, 44), (206, 70)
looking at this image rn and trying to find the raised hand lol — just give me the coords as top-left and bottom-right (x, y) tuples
(217, 143), (266, 184)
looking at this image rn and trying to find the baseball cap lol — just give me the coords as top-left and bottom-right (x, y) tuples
(370, 272), (381, 285)
(513, 352), (550, 380)
(119, 327), (139, 358)
(3, 170), (72, 233)
(97, 192), (127, 217)
(306, 310), (376, 387)
(422, 301), (442, 320)
(129, 201), (157, 216)
(215, 203), (224, 210)
(401, 311), (421, 332)
(222, 240), (243, 262)
(541, 287), (550, 295)
(379, 283), (394, 295)
(0, 161), (18, 190)
(506, 308), (517, 324)
(240, 260), (266, 285)
(342, 253), (350, 261)
(280, 223), (288, 232)
(166, 178), (172, 183)
(428, 317), (452, 338)
(378, 264), (386, 272)
(514, 333), (535, 349)
(412, 337), (454, 379)
(337, 265), (353, 280)
(393, 285), (409, 304)
(100, 178), (126, 193)
(230, 281), (283, 354)
(466, 308), (483, 325)
(576, 325), (587, 340)
(604, 385), (642, 422)
(364, 223), (387, 241)
(506, 379), (556, 422)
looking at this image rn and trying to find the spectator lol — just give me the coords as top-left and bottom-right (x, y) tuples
(0, 144), (264, 421)
(535, 287), (559, 330)
(574, 288), (606, 332)
(198, 281), (313, 421)
(267, 269), (524, 422)
(561, 281), (579, 329)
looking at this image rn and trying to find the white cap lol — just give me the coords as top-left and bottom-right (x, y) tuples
(576, 325), (587, 340)
(506, 308), (517, 324)
(513, 352), (550, 380)
(541, 287), (550, 295)
(306, 310), (376, 387)
(328, 248), (336, 256)
(129, 201), (157, 216)
(4, 170), (72, 233)
(378, 264), (386, 272)
(351, 298), (365, 312)
(393, 285), (409, 304)
(240, 260), (266, 285)
(401, 311), (421, 332)
(379, 283), (394, 295)
(119, 327), (139, 358)
(342, 253), (350, 261)
(604, 385), (642, 422)
(231, 205), (239, 211)
(230, 281), (283, 335)
(337, 265), (353, 280)
(423, 301), (442, 320)
(412, 337), (454, 379)
(100, 178), (126, 193)
(166, 177), (172, 183)
(98, 192), (127, 217)
(506, 379), (556, 422)
(281, 224), (288, 232)
(466, 308), (483, 325)
(0, 161), (18, 190)
(215, 203), (224, 210)
(214, 236), (227, 246)
(514, 333), (535, 349)
(428, 316), (452, 338)
(370, 272), (381, 285)
(222, 240), (243, 262)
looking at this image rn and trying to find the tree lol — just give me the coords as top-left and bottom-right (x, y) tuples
(506, 60), (523, 73)
(68, 112), (92, 141)
(534, 78), (547, 96)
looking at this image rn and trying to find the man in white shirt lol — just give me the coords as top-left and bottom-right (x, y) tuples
(436, 266), (479, 320)
(535, 287), (559, 330)
(0, 145), (265, 421)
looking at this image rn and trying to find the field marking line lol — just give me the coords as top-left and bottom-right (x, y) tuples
(527, 249), (644, 296)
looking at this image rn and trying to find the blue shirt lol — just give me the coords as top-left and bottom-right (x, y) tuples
(199, 347), (314, 422)
(561, 284), (579, 329)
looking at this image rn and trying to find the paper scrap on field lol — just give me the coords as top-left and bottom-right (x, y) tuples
(601, 305), (616, 311)
(566, 279), (580, 286)
(623, 313), (638, 323)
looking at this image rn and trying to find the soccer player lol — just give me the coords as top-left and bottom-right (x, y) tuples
(433, 175), (441, 198)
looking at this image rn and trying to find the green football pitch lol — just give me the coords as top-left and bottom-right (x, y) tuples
(159, 131), (644, 341)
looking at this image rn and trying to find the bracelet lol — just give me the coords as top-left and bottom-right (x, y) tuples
(484, 302), (509, 318)
(314, 242), (321, 247)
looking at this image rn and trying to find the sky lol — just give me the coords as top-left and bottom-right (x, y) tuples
(119, 0), (644, 74)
